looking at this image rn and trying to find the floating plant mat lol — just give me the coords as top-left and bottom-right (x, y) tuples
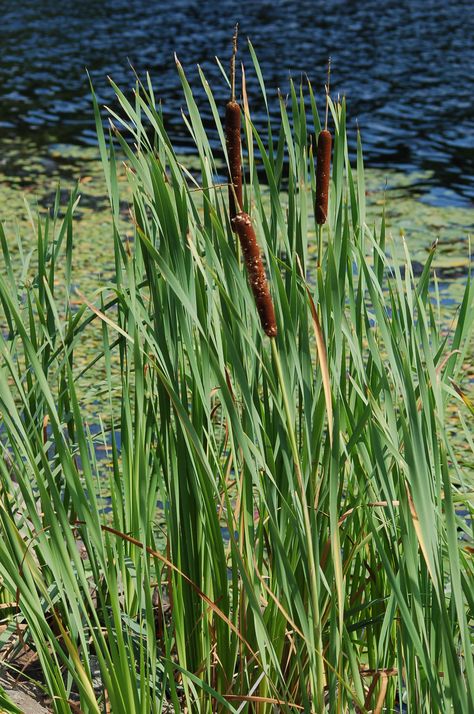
(0, 140), (473, 460)
(364, 167), (473, 272)
(1, 141), (472, 267)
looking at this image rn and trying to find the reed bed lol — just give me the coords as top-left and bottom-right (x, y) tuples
(0, 44), (473, 714)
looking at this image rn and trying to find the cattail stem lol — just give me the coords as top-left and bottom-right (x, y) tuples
(232, 212), (277, 338)
(324, 57), (331, 131)
(230, 24), (238, 103)
(317, 224), (323, 267)
(226, 25), (242, 227)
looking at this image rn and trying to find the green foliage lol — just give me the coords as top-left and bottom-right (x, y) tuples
(0, 47), (473, 713)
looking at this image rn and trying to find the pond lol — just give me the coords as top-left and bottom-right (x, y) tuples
(0, 0), (473, 206)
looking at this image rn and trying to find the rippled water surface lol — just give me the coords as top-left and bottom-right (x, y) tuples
(0, 0), (473, 205)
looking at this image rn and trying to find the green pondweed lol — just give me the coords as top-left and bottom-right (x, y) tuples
(0, 42), (472, 714)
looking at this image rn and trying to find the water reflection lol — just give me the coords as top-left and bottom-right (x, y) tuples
(0, 0), (473, 205)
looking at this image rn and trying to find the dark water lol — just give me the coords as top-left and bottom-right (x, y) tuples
(0, 0), (473, 206)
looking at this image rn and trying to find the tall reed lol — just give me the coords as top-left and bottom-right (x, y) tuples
(0, 44), (472, 714)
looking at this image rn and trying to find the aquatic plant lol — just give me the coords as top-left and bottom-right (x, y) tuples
(315, 62), (332, 228)
(315, 127), (332, 226)
(225, 24), (243, 226)
(232, 211), (277, 338)
(0, 43), (473, 714)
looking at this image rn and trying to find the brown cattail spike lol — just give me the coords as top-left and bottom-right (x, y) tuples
(232, 212), (278, 338)
(226, 101), (243, 223)
(315, 129), (332, 225)
(226, 25), (243, 227)
(316, 61), (332, 226)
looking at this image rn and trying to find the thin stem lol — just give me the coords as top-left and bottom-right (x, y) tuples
(317, 224), (323, 267)
(231, 24), (239, 102)
(324, 57), (331, 131)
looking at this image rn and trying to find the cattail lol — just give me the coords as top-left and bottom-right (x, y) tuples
(225, 25), (243, 226)
(315, 130), (332, 224)
(315, 59), (332, 225)
(233, 212), (277, 338)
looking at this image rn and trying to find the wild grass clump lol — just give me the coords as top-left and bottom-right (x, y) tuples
(0, 43), (473, 713)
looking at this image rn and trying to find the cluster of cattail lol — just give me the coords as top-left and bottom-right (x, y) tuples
(224, 28), (332, 337)
(225, 25), (277, 339)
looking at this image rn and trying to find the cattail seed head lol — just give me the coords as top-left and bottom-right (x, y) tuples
(225, 100), (243, 226)
(315, 129), (332, 225)
(232, 212), (277, 338)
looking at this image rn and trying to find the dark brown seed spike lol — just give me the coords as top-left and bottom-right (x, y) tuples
(315, 129), (332, 225)
(226, 25), (242, 227)
(232, 212), (278, 338)
(226, 100), (243, 224)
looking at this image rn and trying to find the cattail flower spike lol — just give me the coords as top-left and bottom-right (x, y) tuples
(225, 25), (243, 227)
(315, 57), (333, 256)
(233, 212), (277, 338)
